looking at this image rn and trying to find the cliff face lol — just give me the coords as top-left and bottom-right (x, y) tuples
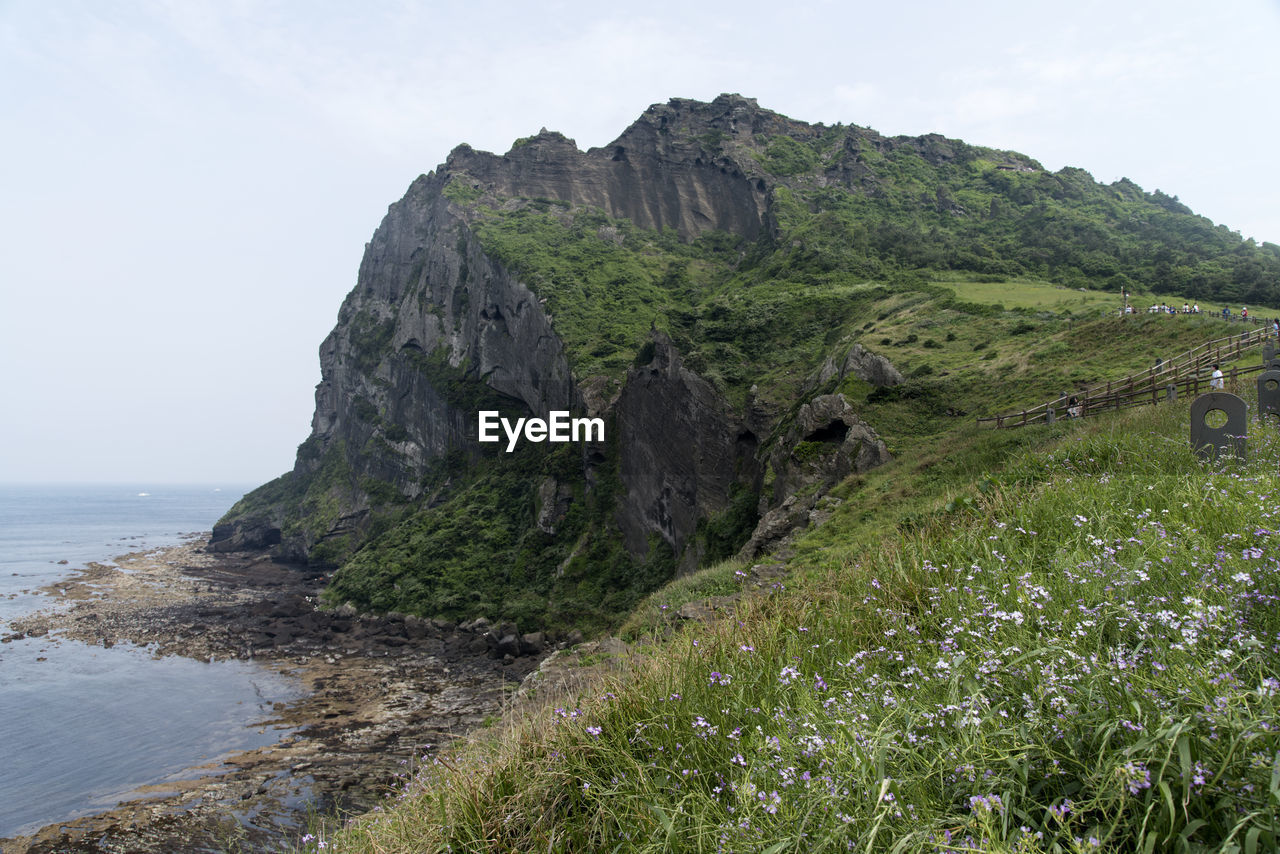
(214, 94), (903, 627)
(213, 171), (578, 562)
(615, 332), (761, 572)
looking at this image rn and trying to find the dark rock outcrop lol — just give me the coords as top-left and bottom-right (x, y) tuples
(804, 342), (904, 400)
(209, 512), (282, 553)
(615, 332), (760, 569)
(740, 394), (890, 558)
(446, 95), (773, 242)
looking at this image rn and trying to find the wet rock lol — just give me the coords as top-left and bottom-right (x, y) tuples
(403, 615), (433, 640)
(495, 634), (521, 658)
(461, 616), (491, 634)
(208, 513), (283, 553)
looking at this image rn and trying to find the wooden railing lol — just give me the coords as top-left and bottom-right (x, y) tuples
(980, 327), (1274, 429)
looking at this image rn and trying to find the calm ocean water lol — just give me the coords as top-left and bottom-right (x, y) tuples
(0, 484), (304, 838)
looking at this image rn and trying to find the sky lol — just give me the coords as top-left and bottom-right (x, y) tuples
(2, 0), (1278, 485)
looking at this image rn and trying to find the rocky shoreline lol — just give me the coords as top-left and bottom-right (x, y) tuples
(0, 537), (560, 854)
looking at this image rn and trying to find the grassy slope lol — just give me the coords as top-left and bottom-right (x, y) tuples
(937, 274), (1262, 328)
(304, 345), (1280, 852)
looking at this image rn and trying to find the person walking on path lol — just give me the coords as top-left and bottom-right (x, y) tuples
(1210, 364), (1225, 390)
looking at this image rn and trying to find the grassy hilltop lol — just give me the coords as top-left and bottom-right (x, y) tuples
(298, 323), (1280, 852)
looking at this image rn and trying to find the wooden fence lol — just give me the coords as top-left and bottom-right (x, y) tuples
(980, 327), (1273, 429)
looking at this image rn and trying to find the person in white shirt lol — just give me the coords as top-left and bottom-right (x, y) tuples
(1210, 365), (1224, 390)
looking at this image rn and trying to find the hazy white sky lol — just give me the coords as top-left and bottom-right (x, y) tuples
(2, 0), (1278, 484)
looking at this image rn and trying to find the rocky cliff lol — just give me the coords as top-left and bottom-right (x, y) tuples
(213, 94), (1008, 629)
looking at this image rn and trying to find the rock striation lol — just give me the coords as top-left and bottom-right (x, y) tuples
(615, 332), (761, 571)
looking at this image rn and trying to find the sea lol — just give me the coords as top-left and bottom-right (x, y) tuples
(0, 484), (305, 839)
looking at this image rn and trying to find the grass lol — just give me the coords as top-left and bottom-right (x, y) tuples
(936, 275), (1275, 320)
(297, 380), (1280, 853)
(617, 557), (753, 641)
(938, 277), (1120, 313)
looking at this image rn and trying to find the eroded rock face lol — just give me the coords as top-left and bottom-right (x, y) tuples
(536, 477), (574, 535)
(740, 393), (891, 558)
(209, 510), (282, 553)
(315, 184), (576, 472)
(615, 332), (759, 567)
(811, 343), (904, 392)
(213, 181), (578, 558)
(839, 343), (905, 388)
(445, 94), (772, 241)
(215, 97), (796, 565)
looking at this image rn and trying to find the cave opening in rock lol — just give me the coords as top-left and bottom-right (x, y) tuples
(805, 420), (849, 444)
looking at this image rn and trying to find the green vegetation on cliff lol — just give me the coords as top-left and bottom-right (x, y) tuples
(224, 272), (1257, 632)
(757, 132), (1280, 305)
(323, 437), (676, 634)
(469, 199), (896, 409)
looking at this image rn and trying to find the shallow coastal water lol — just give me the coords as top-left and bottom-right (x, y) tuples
(0, 484), (303, 838)
(0, 484), (241, 623)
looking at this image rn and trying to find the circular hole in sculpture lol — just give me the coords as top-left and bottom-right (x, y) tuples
(1203, 409), (1229, 429)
